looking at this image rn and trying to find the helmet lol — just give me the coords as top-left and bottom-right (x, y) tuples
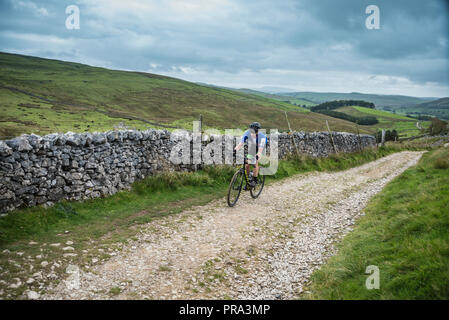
(249, 122), (261, 132)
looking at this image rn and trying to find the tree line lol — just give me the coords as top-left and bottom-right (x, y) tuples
(310, 100), (378, 125)
(311, 100), (375, 112)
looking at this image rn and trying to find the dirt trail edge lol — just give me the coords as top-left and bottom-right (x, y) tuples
(42, 151), (424, 300)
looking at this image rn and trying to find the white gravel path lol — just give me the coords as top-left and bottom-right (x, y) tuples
(42, 151), (424, 300)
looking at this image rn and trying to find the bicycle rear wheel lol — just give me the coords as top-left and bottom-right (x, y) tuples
(250, 175), (265, 199)
(227, 169), (244, 207)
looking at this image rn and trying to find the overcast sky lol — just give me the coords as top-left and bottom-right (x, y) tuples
(1, 0), (448, 97)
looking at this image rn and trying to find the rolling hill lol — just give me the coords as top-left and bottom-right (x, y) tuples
(230, 88), (316, 107)
(277, 91), (435, 108)
(195, 85), (317, 107)
(400, 97), (449, 120)
(418, 97), (449, 109)
(0, 52), (376, 138)
(334, 106), (426, 138)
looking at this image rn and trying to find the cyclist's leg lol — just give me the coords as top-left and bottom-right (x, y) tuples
(245, 163), (251, 177)
(253, 160), (259, 178)
(243, 163), (251, 190)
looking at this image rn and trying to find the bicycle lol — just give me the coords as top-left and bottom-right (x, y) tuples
(227, 153), (266, 207)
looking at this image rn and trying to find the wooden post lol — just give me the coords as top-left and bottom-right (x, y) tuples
(381, 129), (386, 147)
(326, 120), (338, 154)
(284, 111), (301, 159)
(199, 114), (203, 134)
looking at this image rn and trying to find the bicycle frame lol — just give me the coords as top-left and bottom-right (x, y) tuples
(238, 154), (255, 189)
(227, 150), (265, 207)
(238, 129), (262, 186)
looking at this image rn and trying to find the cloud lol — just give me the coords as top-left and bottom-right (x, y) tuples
(12, 0), (49, 16)
(0, 0), (448, 96)
(154, 67), (449, 97)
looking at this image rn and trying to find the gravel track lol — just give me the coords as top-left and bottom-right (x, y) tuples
(43, 151), (424, 300)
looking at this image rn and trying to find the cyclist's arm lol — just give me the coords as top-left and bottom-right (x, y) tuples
(235, 130), (249, 151)
(234, 141), (244, 151)
(256, 146), (264, 158)
(256, 136), (267, 159)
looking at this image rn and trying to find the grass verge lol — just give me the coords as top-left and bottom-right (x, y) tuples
(304, 146), (449, 299)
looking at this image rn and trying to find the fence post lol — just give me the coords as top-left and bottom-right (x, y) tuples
(326, 120), (338, 154)
(284, 111), (301, 159)
(381, 129), (386, 147)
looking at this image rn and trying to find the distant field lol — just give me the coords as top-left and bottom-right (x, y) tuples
(351, 106), (412, 120)
(0, 52), (375, 138)
(394, 107), (449, 121)
(233, 89), (316, 107)
(287, 98), (316, 107)
(278, 91), (433, 108)
(378, 97), (449, 120)
(336, 106), (428, 138)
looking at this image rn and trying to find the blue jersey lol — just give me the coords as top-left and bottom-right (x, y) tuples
(240, 130), (267, 154)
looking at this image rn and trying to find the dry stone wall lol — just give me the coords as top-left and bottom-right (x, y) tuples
(0, 129), (375, 213)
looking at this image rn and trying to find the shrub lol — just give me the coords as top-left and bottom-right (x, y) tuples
(202, 165), (235, 182)
(427, 117), (449, 136)
(376, 129), (399, 143)
(434, 158), (449, 169)
(55, 202), (78, 217)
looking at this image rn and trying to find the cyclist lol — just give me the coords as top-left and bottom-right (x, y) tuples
(234, 122), (267, 188)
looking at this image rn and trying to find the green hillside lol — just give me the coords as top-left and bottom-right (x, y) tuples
(336, 106), (427, 138)
(0, 52), (375, 138)
(279, 91), (434, 108)
(398, 97), (449, 120)
(233, 88), (316, 107)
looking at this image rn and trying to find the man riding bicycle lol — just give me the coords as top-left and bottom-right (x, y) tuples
(234, 122), (267, 188)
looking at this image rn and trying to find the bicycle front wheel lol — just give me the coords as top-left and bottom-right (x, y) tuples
(227, 169), (244, 207)
(250, 175), (265, 199)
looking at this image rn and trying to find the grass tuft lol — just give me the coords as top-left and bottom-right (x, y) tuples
(109, 287), (121, 296)
(434, 158), (448, 170)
